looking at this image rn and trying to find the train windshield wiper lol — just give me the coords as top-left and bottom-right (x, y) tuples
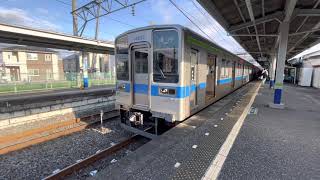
(158, 67), (166, 79)
(154, 53), (166, 79)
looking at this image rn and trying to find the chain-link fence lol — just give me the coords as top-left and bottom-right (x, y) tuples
(0, 72), (115, 94)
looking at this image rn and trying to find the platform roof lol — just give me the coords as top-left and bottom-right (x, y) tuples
(197, 0), (320, 66)
(0, 23), (114, 54)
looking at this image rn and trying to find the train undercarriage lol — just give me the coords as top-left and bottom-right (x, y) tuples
(119, 108), (175, 139)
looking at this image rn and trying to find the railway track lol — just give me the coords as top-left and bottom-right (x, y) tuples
(43, 133), (143, 180)
(42, 85), (253, 179)
(0, 110), (119, 154)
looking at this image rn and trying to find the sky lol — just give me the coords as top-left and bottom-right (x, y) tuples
(1, 0), (316, 66)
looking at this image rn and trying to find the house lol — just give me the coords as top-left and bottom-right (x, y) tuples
(0, 46), (64, 82)
(63, 52), (115, 75)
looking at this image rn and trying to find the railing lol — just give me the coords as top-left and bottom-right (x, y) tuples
(0, 72), (115, 94)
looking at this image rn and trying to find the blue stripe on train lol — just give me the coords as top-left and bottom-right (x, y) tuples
(120, 76), (248, 98)
(133, 84), (148, 94)
(218, 78), (232, 85)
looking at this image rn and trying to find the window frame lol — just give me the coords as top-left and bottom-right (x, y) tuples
(45, 54), (52, 61)
(26, 53), (38, 61)
(220, 59), (227, 79)
(152, 29), (180, 84)
(28, 69), (40, 76)
(115, 35), (129, 81)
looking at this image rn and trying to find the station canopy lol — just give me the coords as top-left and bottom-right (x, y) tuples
(197, 0), (320, 66)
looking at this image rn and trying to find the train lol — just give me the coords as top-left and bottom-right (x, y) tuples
(115, 25), (259, 138)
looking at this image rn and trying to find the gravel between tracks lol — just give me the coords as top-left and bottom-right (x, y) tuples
(0, 117), (133, 180)
(67, 137), (149, 179)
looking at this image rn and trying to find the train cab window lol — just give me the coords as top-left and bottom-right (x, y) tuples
(116, 35), (129, 80)
(153, 30), (179, 83)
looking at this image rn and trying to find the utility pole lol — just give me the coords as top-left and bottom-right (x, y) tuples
(72, 0), (78, 36)
(95, 0), (101, 40)
(94, 0), (101, 76)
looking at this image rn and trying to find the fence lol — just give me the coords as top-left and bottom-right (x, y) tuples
(0, 72), (116, 94)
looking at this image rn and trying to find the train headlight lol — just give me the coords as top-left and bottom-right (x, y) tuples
(117, 83), (127, 92)
(159, 88), (176, 96)
(160, 88), (168, 93)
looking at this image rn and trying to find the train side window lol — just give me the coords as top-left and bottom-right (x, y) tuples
(220, 59), (226, 79)
(226, 60), (230, 78)
(237, 63), (242, 76)
(207, 54), (216, 76)
(206, 54), (216, 98)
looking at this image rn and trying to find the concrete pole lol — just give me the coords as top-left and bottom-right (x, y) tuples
(269, 55), (277, 88)
(82, 51), (89, 88)
(271, 22), (289, 107)
(93, 0), (101, 76)
(72, 0), (78, 36)
(95, 1), (101, 40)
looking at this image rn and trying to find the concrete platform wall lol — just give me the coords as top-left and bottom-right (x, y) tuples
(0, 89), (115, 129)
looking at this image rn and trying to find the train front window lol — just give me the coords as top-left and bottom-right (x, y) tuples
(116, 36), (129, 80)
(153, 30), (179, 83)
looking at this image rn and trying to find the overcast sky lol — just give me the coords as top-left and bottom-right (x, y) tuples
(0, 0), (317, 64)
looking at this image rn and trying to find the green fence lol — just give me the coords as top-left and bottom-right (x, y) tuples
(0, 72), (115, 94)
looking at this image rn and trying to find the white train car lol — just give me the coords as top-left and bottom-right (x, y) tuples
(115, 25), (257, 138)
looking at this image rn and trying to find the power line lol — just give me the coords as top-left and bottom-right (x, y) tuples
(55, 0), (72, 6)
(54, 0), (137, 35)
(189, 0), (225, 39)
(188, 0), (247, 53)
(108, 17), (136, 28)
(192, 0), (243, 52)
(168, 0), (215, 42)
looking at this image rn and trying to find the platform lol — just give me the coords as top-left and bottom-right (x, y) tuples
(94, 81), (261, 180)
(218, 83), (320, 179)
(0, 85), (114, 105)
(93, 82), (320, 179)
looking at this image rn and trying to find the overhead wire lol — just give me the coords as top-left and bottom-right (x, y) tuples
(188, 0), (225, 40)
(168, 0), (216, 43)
(54, 0), (72, 6)
(188, 0), (252, 58)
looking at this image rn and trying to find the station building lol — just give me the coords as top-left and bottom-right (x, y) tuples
(288, 50), (320, 88)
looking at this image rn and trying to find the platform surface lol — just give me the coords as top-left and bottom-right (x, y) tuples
(218, 84), (320, 179)
(0, 85), (114, 101)
(93, 82), (320, 179)
(93, 81), (261, 180)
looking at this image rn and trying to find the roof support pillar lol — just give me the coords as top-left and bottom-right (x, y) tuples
(270, 22), (289, 108)
(269, 54), (277, 88)
(81, 51), (89, 89)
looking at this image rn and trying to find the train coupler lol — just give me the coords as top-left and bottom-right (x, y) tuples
(129, 112), (144, 126)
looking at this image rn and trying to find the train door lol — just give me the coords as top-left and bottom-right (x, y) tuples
(190, 49), (198, 109)
(131, 45), (149, 110)
(232, 61), (236, 88)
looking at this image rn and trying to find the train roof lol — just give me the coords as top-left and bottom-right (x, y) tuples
(116, 24), (257, 67)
